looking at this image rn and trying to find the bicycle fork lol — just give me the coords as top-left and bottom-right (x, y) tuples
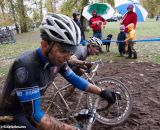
(85, 97), (100, 130)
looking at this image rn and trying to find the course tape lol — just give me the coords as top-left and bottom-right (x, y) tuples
(0, 38), (160, 62)
(80, 38), (160, 45)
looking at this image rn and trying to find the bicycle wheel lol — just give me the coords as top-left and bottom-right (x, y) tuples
(42, 83), (87, 123)
(87, 77), (132, 125)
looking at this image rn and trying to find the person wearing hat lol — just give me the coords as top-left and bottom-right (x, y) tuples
(66, 37), (103, 94)
(124, 23), (137, 59)
(0, 13), (117, 130)
(68, 37), (103, 75)
(72, 11), (85, 43)
(116, 25), (126, 56)
(121, 4), (137, 32)
(89, 10), (106, 39)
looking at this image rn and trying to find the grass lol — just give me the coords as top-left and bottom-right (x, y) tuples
(0, 31), (40, 60)
(0, 18), (160, 78)
(0, 42), (38, 60)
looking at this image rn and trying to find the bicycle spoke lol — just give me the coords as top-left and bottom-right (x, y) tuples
(87, 77), (132, 125)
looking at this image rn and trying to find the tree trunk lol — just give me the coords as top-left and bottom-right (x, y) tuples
(80, 0), (89, 31)
(0, 1), (5, 20)
(52, 0), (56, 13)
(17, 0), (28, 33)
(9, 0), (19, 34)
(40, 0), (43, 21)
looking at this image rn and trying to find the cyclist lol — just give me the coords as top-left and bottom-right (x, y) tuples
(68, 37), (103, 75)
(66, 37), (103, 95)
(0, 13), (116, 130)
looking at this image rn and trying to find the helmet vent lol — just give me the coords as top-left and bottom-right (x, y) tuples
(49, 29), (63, 40)
(64, 32), (71, 41)
(46, 19), (53, 26)
(55, 20), (65, 30)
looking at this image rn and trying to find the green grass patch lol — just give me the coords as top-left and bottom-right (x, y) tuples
(0, 64), (10, 78)
(0, 42), (39, 60)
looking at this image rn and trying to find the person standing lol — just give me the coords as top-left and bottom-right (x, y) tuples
(89, 10), (106, 39)
(72, 11), (85, 43)
(125, 23), (137, 59)
(121, 4), (137, 32)
(117, 25), (126, 56)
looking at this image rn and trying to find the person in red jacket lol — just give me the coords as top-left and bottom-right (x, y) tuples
(89, 10), (106, 39)
(121, 4), (137, 32)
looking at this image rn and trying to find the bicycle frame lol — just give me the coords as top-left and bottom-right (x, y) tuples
(45, 60), (103, 125)
(83, 60), (103, 83)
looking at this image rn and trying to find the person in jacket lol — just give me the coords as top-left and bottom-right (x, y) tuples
(121, 4), (137, 32)
(125, 23), (137, 59)
(117, 25), (126, 56)
(73, 11), (85, 42)
(89, 10), (106, 39)
(0, 13), (117, 130)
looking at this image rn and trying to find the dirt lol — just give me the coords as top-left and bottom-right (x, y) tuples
(0, 60), (160, 130)
(89, 61), (160, 130)
(42, 60), (160, 130)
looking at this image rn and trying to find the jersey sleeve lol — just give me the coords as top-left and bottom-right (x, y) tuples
(59, 63), (89, 91)
(13, 62), (44, 126)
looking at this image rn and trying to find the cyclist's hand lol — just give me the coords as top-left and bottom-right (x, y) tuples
(100, 89), (116, 104)
(84, 61), (93, 69)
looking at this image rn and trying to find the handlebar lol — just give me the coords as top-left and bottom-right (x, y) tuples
(84, 59), (103, 81)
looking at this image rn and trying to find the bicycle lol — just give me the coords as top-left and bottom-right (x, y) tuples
(41, 60), (133, 129)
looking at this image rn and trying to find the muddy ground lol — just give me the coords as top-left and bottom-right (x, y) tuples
(91, 61), (160, 130)
(0, 60), (160, 130)
(44, 60), (160, 130)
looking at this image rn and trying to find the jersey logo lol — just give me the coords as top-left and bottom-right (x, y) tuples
(16, 86), (40, 102)
(15, 67), (28, 84)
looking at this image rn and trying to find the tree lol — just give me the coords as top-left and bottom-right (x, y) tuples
(8, 0), (19, 34)
(80, 0), (89, 31)
(140, 0), (160, 18)
(32, 9), (41, 26)
(16, 0), (28, 33)
(60, 0), (82, 16)
(45, 0), (53, 12)
(0, 0), (5, 19)
(39, 0), (43, 21)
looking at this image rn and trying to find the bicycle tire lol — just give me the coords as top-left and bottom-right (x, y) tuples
(42, 83), (87, 123)
(87, 77), (132, 125)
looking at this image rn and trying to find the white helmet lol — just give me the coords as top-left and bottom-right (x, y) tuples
(88, 37), (103, 47)
(40, 13), (81, 46)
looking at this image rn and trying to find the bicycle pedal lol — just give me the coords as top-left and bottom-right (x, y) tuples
(74, 109), (90, 119)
